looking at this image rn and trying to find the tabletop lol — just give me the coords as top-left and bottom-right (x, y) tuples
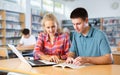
(0, 58), (120, 75)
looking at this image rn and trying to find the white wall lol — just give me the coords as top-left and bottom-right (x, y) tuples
(1, 0), (120, 27)
(56, 0), (120, 19)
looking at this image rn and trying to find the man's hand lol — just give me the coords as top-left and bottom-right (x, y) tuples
(73, 57), (88, 66)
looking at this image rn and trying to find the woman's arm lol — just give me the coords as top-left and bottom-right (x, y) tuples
(33, 33), (45, 60)
(60, 33), (71, 60)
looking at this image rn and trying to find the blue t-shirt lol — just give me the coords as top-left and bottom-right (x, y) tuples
(70, 26), (111, 57)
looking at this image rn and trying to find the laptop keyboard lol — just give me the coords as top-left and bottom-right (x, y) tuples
(28, 60), (45, 64)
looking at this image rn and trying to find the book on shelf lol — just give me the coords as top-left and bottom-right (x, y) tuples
(53, 63), (87, 69)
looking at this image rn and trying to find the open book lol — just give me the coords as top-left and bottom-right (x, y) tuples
(53, 63), (86, 69)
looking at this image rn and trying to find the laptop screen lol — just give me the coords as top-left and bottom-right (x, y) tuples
(8, 44), (56, 67)
(8, 44), (29, 64)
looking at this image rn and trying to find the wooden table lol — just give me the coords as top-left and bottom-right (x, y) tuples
(0, 58), (120, 75)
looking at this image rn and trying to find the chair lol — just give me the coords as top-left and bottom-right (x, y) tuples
(0, 47), (9, 59)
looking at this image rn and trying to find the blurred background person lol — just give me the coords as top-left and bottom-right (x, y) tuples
(62, 27), (73, 42)
(17, 28), (36, 57)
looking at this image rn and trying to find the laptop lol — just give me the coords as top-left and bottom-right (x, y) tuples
(8, 44), (56, 67)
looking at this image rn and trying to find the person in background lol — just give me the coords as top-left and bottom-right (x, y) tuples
(33, 13), (71, 63)
(62, 27), (73, 42)
(66, 7), (113, 65)
(63, 27), (70, 35)
(17, 28), (36, 56)
(7, 28), (36, 75)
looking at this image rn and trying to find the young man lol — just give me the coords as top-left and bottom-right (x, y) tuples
(17, 28), (36, 56)
(66, 7), (113, 65)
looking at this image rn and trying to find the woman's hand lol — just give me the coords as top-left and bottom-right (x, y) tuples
(65, 57), (74, 64)
(49, 55), (60, 63)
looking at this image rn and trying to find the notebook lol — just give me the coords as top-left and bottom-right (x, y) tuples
(8, 44), (56, 67)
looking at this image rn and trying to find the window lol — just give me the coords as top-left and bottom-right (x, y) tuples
(4, 0), (20, 4)
(54, 2), (64, 14)
(31, 0), (41, 8)
(30, 0), (41, 15)
(43, 0), (53, 12)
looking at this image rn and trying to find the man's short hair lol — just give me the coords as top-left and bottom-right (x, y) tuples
(22, 28), (30, 35)
(70, 7), (88, 20)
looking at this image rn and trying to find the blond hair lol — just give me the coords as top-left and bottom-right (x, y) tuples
(41, 13), (62, 33)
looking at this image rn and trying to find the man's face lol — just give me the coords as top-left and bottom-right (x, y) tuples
(71, 18), (88, 33)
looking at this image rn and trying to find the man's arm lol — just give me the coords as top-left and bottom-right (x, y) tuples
(17, 43), (23, 47)
(86, 54), (113, 64)
(73, 54), (113, 65)
(16, 44), (35, 51)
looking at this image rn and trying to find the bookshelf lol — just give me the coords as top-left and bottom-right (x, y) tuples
(89, 18), (103, 30)
(62, 18), (103, 32)
(62, 17), (120, 46)
(0, 10), (25, 47)
(31, 8), (43, 38)
(102, 17), (120, 46)
(62, 20), (74, 32)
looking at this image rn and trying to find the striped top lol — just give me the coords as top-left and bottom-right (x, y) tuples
(33, 32), (71, 60)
